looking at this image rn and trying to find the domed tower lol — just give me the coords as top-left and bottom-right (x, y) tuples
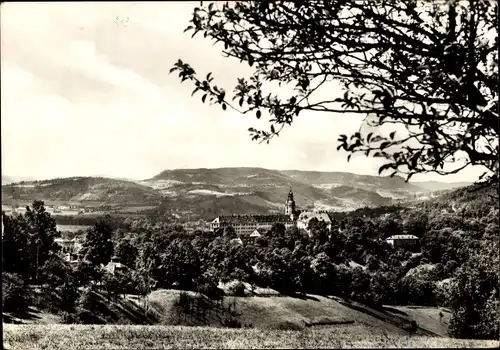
(284, 188), (296, 218)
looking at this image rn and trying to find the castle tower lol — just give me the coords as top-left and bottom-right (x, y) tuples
(284, 187), (296, 218)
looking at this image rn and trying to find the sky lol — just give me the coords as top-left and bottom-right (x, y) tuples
(0, 2), (486, 182)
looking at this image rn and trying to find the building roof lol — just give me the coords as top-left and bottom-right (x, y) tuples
(213, 214), (293, 224)
(250, 228), (266, 237)
(386, 234), (419, 240)
(297, 211), (332, 224)
(55, 238), (78, 244)
(105, 261), (128, 274)
(229, 238), (243, 245)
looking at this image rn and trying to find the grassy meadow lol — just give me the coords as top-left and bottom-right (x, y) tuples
(4, 324), (499, 350)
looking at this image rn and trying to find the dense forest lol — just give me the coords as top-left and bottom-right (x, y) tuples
(2, 184), (498, 339)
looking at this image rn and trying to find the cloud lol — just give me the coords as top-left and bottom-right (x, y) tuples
(0, 2), (483, 183)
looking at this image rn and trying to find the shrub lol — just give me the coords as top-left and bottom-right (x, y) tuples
(60, 311), (78, 324)
(276, 321), (303, 331)
(222, 317), (242, 328)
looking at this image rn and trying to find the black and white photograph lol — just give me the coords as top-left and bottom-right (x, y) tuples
(1, 1), (499, 348)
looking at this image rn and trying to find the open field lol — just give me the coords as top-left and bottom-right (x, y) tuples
(146, 289), (448, 337)
(2, 289), (456, 335)
(3, 288), (497, 349)
(3, 324), (499, 349)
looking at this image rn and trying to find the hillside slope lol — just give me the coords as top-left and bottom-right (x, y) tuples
(280, 170), (420, 191)
(1, 168), (474, 216)
(146, 289), (449, 337)
(328, 186), (392, 207)
(145, 167), (400, 214)
(411, 181), (472, 191)
(2, 177), (163, 206)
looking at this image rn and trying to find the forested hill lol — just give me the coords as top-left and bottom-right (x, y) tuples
(1, 177), (163, 206)
(417, 183), (498, 216)
(2, 168), (473, 216)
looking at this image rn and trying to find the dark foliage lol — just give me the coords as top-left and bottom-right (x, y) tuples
(2, 272), (32, 313)
(171, 0), (498, 186)
(2, 184), (498, 338)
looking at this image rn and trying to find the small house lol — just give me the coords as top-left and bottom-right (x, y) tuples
(386, 234), (419, 250)
(105, 256), (129, 275)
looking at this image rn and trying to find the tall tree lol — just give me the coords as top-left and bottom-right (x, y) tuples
(115, 239), (139, 269)
(448, 239), (499, 339)
(172, 0), (498, 186)
(2, 212), (30, 278)
(152, 238), (202, 290)
(80, 220), (114, 267)
(3, 201), (61, 283)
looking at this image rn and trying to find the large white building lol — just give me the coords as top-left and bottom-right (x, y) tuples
(209, 189), (297, 236)
(296, 211), (333, 234)
(208, 189), (335, 237)
(209, 214), (295, 236)
(385, 234), (419, 249)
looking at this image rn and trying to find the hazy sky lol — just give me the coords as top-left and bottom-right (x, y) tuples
(1, 2), (485, 182)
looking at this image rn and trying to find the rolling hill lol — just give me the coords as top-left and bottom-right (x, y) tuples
(280, 170), (421, 192)
(1, 168), (472, 218)
(328, 185), (392, 207)
(1, 177), (163, 206)
(143, 167), (428, 215)
(411, 180), (473, 191)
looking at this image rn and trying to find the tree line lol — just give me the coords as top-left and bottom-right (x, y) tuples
(2, 191), (498, 339)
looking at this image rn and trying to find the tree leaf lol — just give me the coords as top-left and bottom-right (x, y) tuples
(256, 110), (261, 119)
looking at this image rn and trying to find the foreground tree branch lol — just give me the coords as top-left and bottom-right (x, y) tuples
(171, 0), (498, 186)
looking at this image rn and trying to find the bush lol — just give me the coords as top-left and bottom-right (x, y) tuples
(222, 317), (242, 328)
(59, 311), (78, 324)
(197, 282), (225, 301)
(2, 273), (31, 313)
(276, 321), (303, 331)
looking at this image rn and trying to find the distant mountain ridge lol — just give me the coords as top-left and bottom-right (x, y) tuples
(410, 181), (473, 191)
(2, 177), (162, 206)
(2, 175), (38, 185)
(2, 168), (471, 218)
(280, 170), (421, 191)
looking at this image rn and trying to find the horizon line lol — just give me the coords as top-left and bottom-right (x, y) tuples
(3, 166), (474, 184)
